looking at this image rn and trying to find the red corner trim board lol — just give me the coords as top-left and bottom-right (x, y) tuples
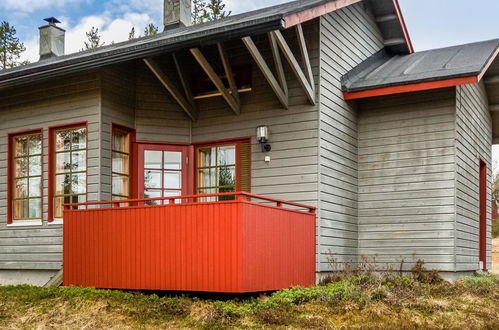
(343, 76), (479, 100)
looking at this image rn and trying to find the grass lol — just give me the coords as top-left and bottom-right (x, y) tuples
(0, 273), (498, 329)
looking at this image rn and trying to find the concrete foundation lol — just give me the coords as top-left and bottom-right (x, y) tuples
(0, 270), (58, 286)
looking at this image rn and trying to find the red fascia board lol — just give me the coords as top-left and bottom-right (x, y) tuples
(392, 0), (414, 54)
(283, 0), (362, 28)
(343, 76), (479, 100)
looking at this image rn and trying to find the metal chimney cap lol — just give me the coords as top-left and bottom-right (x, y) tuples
(44, 17), (61, 25)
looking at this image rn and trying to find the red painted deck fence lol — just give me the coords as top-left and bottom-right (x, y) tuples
(63, 192), (316, 292)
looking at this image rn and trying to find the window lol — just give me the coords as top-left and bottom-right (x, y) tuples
(112, 128), (131, 200)
(52, 125), (87, 219)
(143, 150), (183, 205)
(196, 140), (251, 201)
(10, 132), (43, 222)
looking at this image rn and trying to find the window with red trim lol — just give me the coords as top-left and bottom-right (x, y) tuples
(9, 132), (43, 222)
(52, 125), (87, 219)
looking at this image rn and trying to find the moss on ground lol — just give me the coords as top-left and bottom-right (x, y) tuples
(0, 273), (498, 329)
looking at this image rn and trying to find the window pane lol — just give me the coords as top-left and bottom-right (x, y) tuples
(14, 136), (29, 157)
(72, 128), (86, 150)
(71, 173), (86, 194)
(144, 151), (162, 169)
(112, 131), (129, 153)
(13, 199), (29, 220)
(198, 148), (216, 167)
(14, 179), (28, 199)
(28, 135), (42, 155)
(71, 151), (86, 172)
(144, 190), (162, 205)
(55, 174), (71, 195)
(29, 199), (41, 219)
(112, 152), (129, 174)
(164, 151), (181, 170)
(112, 174), (129, 197)
(218, 146), (236, 166)
(15, 158), (28, 178)
(144, 170), (161, 189)
(72, 195), (87, 210)
(29, 156), (42, 176)
(55, 152), (71, 173)
(199, 168), (216, 188)
(218, 166), (236, 187)
(56, 130), (71, 152)
(29, 177), (42, 197)
(164, 171), (181, 189)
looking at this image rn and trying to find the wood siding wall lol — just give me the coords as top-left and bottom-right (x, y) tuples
(357, 89), (458, 271)
(455, 82), (493, 271)
(317, 3), (384, 270)
(0, 73), (101, 271)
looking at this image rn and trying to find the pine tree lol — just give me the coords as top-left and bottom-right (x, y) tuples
(82, 27), (104, 50)
(0, 21), (27, 70)
(143, 24), (159, 36)
(204, 0), (231, 21)
(192, 0), (208, 24)
(128, 27), (136, 40)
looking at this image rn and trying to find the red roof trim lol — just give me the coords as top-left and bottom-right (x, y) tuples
(392, 0), (414, 53)
(343, 76), (478, 100)
(283, 0), (362, 27)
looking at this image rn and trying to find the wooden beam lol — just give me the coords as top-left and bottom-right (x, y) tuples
(485, 76), (499, 85)
(490, 104), (499, 112)
(143, 58), (197, 121)
(242, 36), (289, 109)
(217, 43), (240, 107)
(296, 24), (314, 90)
(273, 30), (316, 105)
(172, 53), (196, 109)
(384, 38), (406, 47)
(268, 32), (288, 98)
(190, 48), (240, 115)
(375, 14), (398, 23)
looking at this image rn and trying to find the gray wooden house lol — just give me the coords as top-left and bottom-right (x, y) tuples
(0, 0), (497, 288)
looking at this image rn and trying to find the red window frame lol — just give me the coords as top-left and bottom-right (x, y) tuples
(111, 124), (136, 200)
(479, 159), (487, 270)
(48, 121), (88, 222)
(7, 128), (44, 224)
(194, 137), (251, 193)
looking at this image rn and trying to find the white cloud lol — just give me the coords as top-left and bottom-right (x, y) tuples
(0, 0), (89, 13)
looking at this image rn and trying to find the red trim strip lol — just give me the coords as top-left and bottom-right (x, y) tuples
(343, 76), (478, 100)
(393, 0), (414, 53)
(7, 129), (44, 224)
(479, 159), (487, 270)
(283, 0), (362, 28)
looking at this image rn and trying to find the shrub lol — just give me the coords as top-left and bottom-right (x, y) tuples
(411, 260), (443, 284)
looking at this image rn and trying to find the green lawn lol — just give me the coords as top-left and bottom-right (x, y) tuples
(0, 272), (498, 329)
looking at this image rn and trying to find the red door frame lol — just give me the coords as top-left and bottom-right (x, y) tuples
(135, 143), (194, 198)
(479, 159), (487, 270)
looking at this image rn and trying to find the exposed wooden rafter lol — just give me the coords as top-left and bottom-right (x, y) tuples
(217, 43), (240, 108)
(172, 53), (196, 109)
(272, 27), (316, 105)
(242, 36), (289, 109)
(143, 58), (198, 121)
(269, 32), (288, 99)
(190, 47), (240, 115)
(384, 38), (406, 47)
(375, 14), (398, 23)
(490, 104), (499, 112)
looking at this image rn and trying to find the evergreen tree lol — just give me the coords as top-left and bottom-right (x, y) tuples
(0, 21), (27, 70)
(143, 24), (159, 36)
(204, 0), (231, 21)
(82, 26), (104, 50)
(128, 27), (136, 40)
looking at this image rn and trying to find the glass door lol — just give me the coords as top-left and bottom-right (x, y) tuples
(137, 144), (191, 204)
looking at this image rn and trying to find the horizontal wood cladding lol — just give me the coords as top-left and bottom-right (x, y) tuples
(357, 88), (458, 272)
(318, 2), (384, 270)
(0, 73), (101, 271)
(455, 82), (492, 271)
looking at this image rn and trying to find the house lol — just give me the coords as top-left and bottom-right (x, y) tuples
(0, 0), (497, 290)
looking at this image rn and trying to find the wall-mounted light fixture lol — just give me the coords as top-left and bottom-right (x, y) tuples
(256, 126), (271, 152)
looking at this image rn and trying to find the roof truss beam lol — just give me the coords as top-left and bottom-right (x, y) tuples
(490, 104), (499, 112)
(242, 36), (289, 109)
(190, 47), (240, 115)
(272, 26), (316, 105)
(143, 57), (198, 121)
(375, 14), (398, 23)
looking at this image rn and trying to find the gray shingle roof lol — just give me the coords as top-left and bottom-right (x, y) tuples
(342, 39), (499, 93)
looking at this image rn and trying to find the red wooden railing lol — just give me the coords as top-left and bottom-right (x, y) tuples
(63, 192), (316, 292)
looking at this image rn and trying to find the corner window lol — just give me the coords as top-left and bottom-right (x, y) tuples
(53, 126), (87, 219)
(112, 127), (131, 200)
(11, 133), (43, 222)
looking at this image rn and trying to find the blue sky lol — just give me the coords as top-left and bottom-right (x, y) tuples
(0, 0), (498, 62)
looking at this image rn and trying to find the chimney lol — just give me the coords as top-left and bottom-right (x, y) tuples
(164, 0), (191, 31)
(39, 17), (65, 60)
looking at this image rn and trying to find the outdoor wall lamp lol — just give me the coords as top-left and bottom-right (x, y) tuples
(256, 126), (272, 152)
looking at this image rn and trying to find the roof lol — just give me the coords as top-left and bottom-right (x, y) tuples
(342, 38), (499, 99)
(0, 0), (411, 90)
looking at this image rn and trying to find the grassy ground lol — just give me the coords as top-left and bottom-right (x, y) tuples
(0, 272), (498, 329)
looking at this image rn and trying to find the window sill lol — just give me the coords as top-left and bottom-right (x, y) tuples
(48, 219), (63, 226)
(7, 220), (43, 227)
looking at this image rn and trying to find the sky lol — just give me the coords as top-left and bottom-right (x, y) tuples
(1, 0), (499, 168)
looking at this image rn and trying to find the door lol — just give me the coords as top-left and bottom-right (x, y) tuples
(137, 144), (192, 204)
